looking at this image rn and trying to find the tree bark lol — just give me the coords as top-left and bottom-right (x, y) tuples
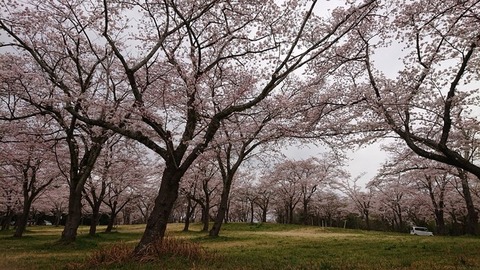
(105, 212), (117, 233)
(13, 198), (33, 237)
(302, 201), (309, 225)
(1, 207), (13, 231)
(89, 210), (100, 236)
(182, 197), (195, 232)
(458, 170), (478, 235)
(363, 208), (370, 231)
(133, 165), (183, 256)
(61, 190), (83, 243)
(249, 200), (255, 224)
(209, 176), (233, 237)
(426, 178), (447, 235)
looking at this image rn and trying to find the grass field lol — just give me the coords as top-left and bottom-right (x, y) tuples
(1, 223), (479, 269)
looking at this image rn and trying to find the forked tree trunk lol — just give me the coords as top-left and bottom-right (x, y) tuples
(429, 184), (447, 235)
(60, 137), (105, 243)
(261, 207), (267, 223)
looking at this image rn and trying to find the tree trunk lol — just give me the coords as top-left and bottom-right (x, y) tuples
(54, 210), (62, 226)
(60, 190), (83, 243)
(261, 207), (267, 223)
(249, 200), (255, 224)
(133, 165), (183, 256)
(13, 198), (33, 237)
(183, 198), (194, 232)
(459, 170), (478, 235)
(1, 208), (13, 231)
(288, 202), (295, 224)
(363, 208), (370, 231)
(209, 176), (233, 237)
(201, 198), (210, 232)
(105, 212), (117, 233)
(122, 207), (131, 225)
(89, 209), (100, 236)
(302, 201), (309, 225)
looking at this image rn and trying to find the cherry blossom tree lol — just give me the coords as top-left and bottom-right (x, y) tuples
(336, 175), (374, 230)
(0, 117), (64, 237)
(345, 1), (480, 185)
(378, 141), (478, 234)
(42, 184), (69, 227)
(180, 154), (220, 232)
(312, 191), (347, 227)
(0, 52), (111, 243)
(0, 0), (378, 253)
(101, 142), (156, 233)
(209, 107), (280, 236)
(268, 156), (343, 224)
(253, 175), (274, 223)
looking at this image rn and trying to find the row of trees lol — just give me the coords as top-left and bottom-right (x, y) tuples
(1, 0), (479, 257)
(2, 141), (479, 237)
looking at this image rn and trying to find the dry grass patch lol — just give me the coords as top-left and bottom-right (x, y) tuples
(82, 236), (218, 269)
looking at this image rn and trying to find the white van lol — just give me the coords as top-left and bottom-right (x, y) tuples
(410, 226), (433, 236)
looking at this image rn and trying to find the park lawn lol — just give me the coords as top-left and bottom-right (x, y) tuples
(0, 223), (479, 269)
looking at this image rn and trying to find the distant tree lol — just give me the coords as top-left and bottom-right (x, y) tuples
(0, 120), (62, 237)
(378, 142), (477, 235)
(101, 142), (154, 233)
(180, 155), (220, 232)
(337, 175), (374, 230)
(269, 156), (342, 224)
(0, 53), (111, 242)
(253, 175), (274, 223)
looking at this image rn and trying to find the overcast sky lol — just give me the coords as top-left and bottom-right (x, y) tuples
(279, 0), (410, 187)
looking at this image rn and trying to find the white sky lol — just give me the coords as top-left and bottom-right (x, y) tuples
(280, 1), (406, 187)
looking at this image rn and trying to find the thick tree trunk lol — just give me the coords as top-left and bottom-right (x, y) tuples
(261, 207), (267, 223)
(209, 177), (233, 237)
(363, 209), (370, 231)
(302, 202), (309, 225)
(133, 166), (182, 256)
(201, 204), (209, 232)
(13, 199), (33, 237)
(60, 191), (83, 243)
(1, 208), (13, 231)
(89, 209), (100, 236)
(183, 198), (194, 232)
(288, 203), (295, 224)
(434, 209), (446, 235)
(105, 212), (117, 233)
(459, 170), (478, 235)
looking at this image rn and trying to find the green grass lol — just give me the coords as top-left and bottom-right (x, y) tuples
(1, 223), (479, 269)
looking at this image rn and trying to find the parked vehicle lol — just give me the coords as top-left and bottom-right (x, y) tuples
(410, 226), (433, 236)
